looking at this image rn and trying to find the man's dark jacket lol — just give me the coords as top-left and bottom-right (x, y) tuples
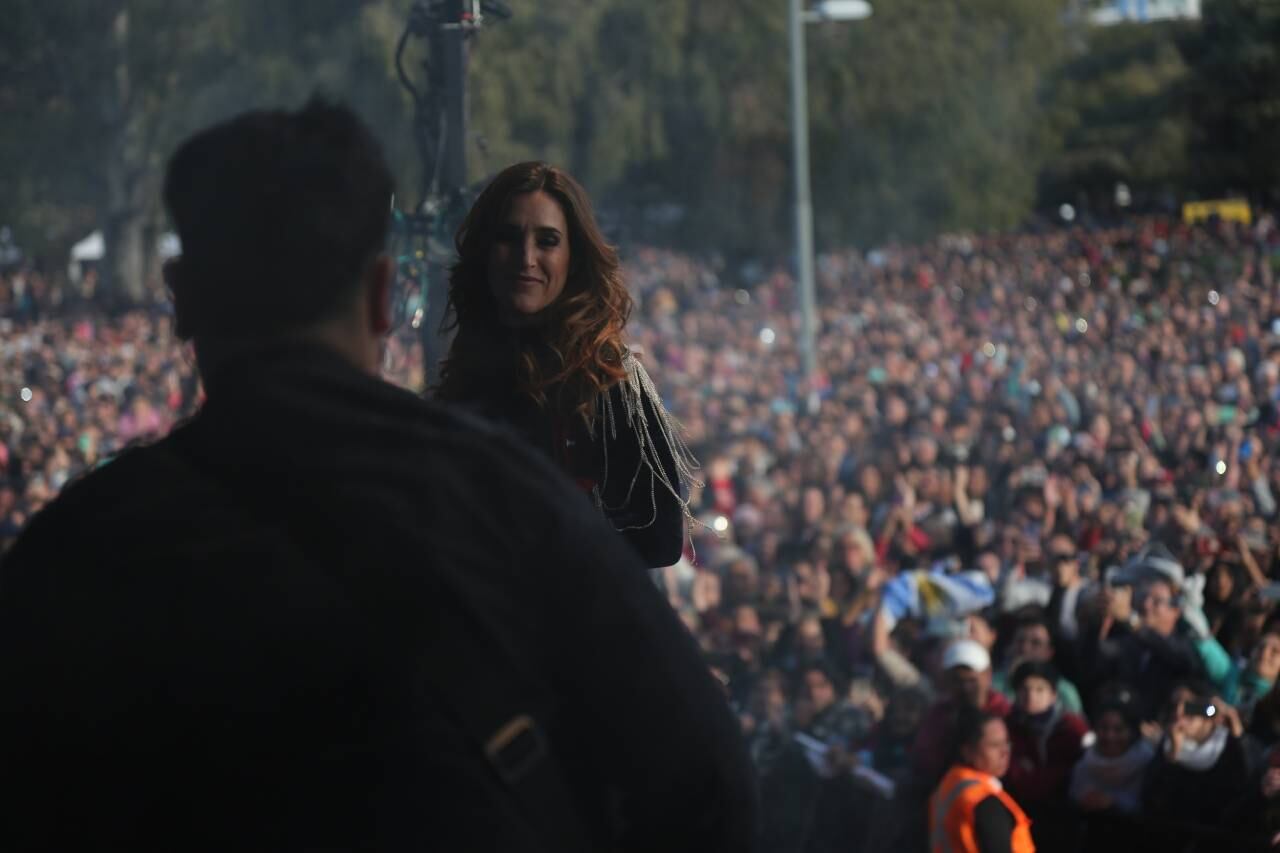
(0, 344), (757, 852)
(1093, 625), (1208, 720)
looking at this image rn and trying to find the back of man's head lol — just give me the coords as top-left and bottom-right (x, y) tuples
(163, 97), (393, 342)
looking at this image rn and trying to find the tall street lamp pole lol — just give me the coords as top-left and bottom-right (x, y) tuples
(788, 0), (872, 413)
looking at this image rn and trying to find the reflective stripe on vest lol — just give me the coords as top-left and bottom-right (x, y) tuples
(931, 778), (980, 853)
(931, 766), (1036, 853)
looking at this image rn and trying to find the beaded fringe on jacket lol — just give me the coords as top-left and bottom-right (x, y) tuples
(591, 353), (702, 544)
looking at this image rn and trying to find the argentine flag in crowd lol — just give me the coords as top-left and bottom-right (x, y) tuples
(878, 562), (994, 630)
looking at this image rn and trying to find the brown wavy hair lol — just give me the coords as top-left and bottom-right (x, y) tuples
(434, 161), (632, 420)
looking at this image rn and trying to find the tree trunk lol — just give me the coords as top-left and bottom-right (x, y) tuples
(102, 4), (146, 308)
(105, 213), (146, 307)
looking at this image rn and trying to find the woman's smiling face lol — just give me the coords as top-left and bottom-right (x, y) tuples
(487, 191), (571, 323)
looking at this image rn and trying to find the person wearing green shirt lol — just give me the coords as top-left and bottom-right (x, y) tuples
(1224, 630), (1280, 724)
(993, 617), (1085, 716)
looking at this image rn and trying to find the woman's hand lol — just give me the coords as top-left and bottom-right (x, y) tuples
(1043, 474), (1063, 511)
(894, 474), (917, 514)
(1104, 584), (1133, 622)
(1173, 504), (1202, 534)
(1211, 697), (1244, 738)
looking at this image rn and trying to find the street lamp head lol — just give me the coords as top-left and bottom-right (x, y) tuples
(807, 0), (872, 22)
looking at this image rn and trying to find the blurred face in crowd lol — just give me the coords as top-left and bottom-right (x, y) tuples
(967, 465), (989, 495)
(1000, 527), (1022, 563)
(1094, 709), (1136, 759)
(1021, 492), (1046, 522)
(1166, 686), (1217, 744)
(792, 561), (822, 605)
(792, 695), (816, 730)
(840, 531), (872, 574)
(888, 692), (927, 737)
(914, 437), (939, 467)
(841, 493), (869, 529)
(798, 616), (825, 656)
(976, 551), (1002, 585)
(885, 396), (908, 426)
(762, 679), (788, 726)
(1140, 579), (1181, 637)
(1048, 537), (1079, 587)
(963, 719), (1012, 778)
(727, 560), (759, 603)
(802, 487), (825, 525)
(860, 466), (883, 500)
(947, 665), (989, 708)
(1209, 563), (1234, 603)
(487, 191), (571, 320)
(732, 605), (762, 649)
(1016, 675), (1057, 716)
(1077, 487), (1099, 515)
(1090, 414), (1111, 448)
(804, 669), (837, 714)
(1252, 632), (1280, 681)
(1011, 624), (1053, 665)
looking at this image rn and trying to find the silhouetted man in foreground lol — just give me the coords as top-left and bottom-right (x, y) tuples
(0, 99), (757, 852)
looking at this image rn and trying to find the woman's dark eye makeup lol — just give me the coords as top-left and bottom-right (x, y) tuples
(494, 225), (560, 248)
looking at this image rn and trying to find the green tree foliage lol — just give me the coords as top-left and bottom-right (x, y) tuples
(1182, 0), (1280, 203)
(468, 0), (1068, 252)
(4, 0), (1278, 305)
(0, 0), (411, 303)
(1039, 21), (1194, 210)
(806, 0), (1067, 244)
(1038, 0), (1280, 212)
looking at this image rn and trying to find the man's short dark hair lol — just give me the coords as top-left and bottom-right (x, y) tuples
(163, 96), (394, 340)
(1013, 612), (1053, 640)
(800, 661), (844, 695)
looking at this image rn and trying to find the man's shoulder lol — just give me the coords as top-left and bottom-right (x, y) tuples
(4, 433), (218, 566)
(325, 387), (614, 556)
(384, 386), (544, 464)
(421, 397), (532, 451)
(23, 438), (189, 518)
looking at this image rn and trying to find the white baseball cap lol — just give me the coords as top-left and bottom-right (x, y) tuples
(942, 639), (991, 673)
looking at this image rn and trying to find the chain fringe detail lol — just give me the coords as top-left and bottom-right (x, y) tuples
(589, 352), (704, 549)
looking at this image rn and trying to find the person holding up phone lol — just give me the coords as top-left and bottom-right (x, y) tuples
(1142, 681), (1250, 835)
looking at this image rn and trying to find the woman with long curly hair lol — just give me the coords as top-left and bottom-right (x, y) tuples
(434, 161), (697, 567)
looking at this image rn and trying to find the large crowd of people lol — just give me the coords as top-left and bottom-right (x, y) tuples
(0, 270), (424, 542)
(4, 212), (1280, 850)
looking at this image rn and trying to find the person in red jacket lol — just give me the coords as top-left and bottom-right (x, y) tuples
(1005, 660), (1088, 853)
(913, 639), (1014, 790)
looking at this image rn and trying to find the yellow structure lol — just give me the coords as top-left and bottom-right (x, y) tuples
(1182, 199), (1252, 226)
